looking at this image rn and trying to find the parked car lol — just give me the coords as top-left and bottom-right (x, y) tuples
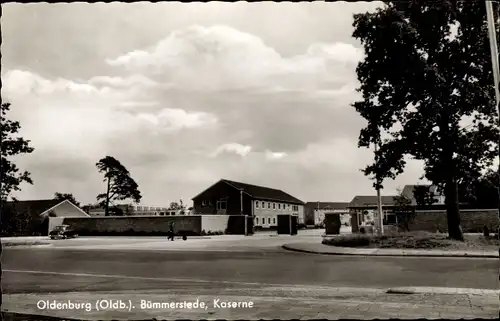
(49, 225), (78, 239)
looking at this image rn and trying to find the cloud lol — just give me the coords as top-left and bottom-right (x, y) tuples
(265, 150), (287, 160)
(88, 74), (159, 88)
(137, 108), (218, 130)
(210, 143), (253, 158)
(3, 69), (106, 95)
(106, 25), (363, 92)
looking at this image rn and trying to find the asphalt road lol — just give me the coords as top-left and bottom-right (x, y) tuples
(3, 246), (499, 294)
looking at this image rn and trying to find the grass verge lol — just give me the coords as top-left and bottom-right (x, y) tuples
(322, 231), (500, 251)
(2, 241), (50, 247)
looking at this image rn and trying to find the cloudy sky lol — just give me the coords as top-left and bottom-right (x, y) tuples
(2, 2), (430, 206)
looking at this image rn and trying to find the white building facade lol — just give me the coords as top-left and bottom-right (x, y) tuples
(252, 200), (304, 228)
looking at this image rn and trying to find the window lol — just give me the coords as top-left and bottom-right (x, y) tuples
(278, 204), (281, 209)
(255, 217), (259, 224)
(202, 201), (206, 206)
(268, 218), (271, 224)
(272, 203), (276, 209)
(267, 202), (271, 209)
(209, 200), (213, 206)
(256, 201), (259, 208)
(217, 200), (227, 210)
(272, 217), (276, 224)
(261, 201), (265, 208)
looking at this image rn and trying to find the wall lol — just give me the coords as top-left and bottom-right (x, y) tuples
(409, 209), (499, 232)
(48, 217), (65, 234)
(52, 215), (250, 236)
(59, 216), (202, 236)
(201, 215), (229, 233)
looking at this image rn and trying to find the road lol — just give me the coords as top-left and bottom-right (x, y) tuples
(2, 233), (499, 319)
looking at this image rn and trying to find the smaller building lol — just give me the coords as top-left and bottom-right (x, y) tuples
(304, 202), (350, 226)
(348, 195), (398, 226)
(2, 199), (89, 236)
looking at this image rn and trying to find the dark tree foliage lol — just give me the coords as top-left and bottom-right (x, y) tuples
(461, 169), (499, 208)
(393, 189), (415, 232)
(1, 103), (35, 200)
(413, 185), (438, 208)
(96, 156), (142, 216)
(352, 1), (500, 240)
(54, 192), (81, 207)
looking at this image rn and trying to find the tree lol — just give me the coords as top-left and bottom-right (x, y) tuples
(461, 169), (499, 208)
(352, 1), (499, 240)
(95, 156), (142, 216)
(0, 103), (35, 200)
(393, 188), (415, 232)
(168, 200), (187, 214)
(413, 186), (438, 208)
(54, 192), (81, 207)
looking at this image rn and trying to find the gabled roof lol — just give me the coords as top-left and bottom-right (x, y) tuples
(192, 179), (304, 204)
(348, 195), (398, 208)
(4, 199), (63, 215)
(401, 184), (443, 205)
(305, 202), (350, 210)
(3, 199), (90, 217)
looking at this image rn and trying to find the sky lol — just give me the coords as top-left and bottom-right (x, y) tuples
(2, 2), (432, 207)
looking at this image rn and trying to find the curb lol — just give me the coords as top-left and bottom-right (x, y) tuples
(281, 244), (500, 258)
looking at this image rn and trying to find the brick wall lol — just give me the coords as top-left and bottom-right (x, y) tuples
(60, 216), (202, 236)
(409, 209), (500, 233)
(56, 215), (251, 236)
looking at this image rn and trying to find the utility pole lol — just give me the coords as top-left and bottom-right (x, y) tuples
(374, 142), (384, 235)
(485, 1), (500, 242)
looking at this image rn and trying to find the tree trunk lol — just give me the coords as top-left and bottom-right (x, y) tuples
(444, 176), (464, 241)
(105, 176), (110, 217)
(440, 110), (464, 241)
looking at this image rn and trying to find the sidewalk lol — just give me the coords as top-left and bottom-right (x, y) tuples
(2, 286), (498, 320)
(282, 242), (499, 258)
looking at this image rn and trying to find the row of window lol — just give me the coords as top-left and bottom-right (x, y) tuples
(255, 217), (276, 225)
(255, 201), (299, 211)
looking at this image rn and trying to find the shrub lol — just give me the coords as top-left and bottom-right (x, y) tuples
(200, 230), (207, 236)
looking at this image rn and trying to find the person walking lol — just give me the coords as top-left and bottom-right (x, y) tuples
(168, 221), (175, 241)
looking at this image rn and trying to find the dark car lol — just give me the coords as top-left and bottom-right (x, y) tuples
(49, 225), (78, 239)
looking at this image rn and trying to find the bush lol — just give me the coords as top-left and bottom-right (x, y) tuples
(322, 235), (372, 247)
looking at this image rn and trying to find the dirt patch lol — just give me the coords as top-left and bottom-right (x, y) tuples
(322, 232), (500, 251)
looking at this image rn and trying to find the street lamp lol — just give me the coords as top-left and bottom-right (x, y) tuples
(485, 1), (500, 238)
(374, 142), (384, 235)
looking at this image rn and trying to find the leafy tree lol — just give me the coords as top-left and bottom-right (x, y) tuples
(54, 192), (81, 207)
(393, 188), (415, 232)
(352, 1), (499, 240)
(461, 169), (499, 208)
(0, 103), (35, 200)
(413, 186), (438, 208)
(169, 199), (186, 214)
(95, 156), (142, 216)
